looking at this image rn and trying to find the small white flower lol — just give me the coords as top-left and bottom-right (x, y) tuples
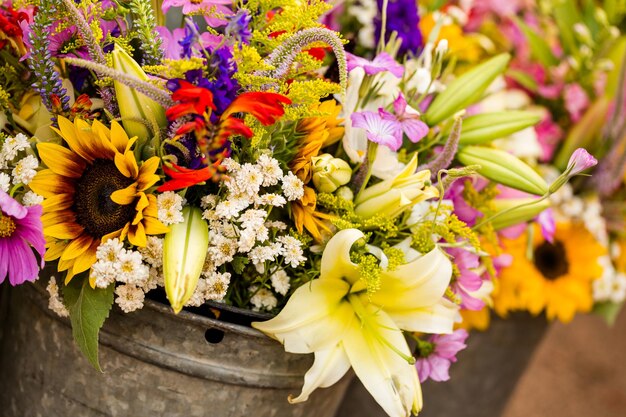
(0, 172), (11, 193)
(221, 157), (241, 172)
(238, 209), (267, 230)
(278, 235), (306, 267)
(281, 171), (305, 201)
(209, 234), (238, 266)
(265, 220), (288, 230)
(142, 267), (161, 292)
(96, 238), (124, 263)
(46, 276), (69, 318)
(248, 245), (277, 264)
(115, 284), (145, 313)
(22, 191), (44, 207)
(91, 260), (118, 289)
(215, 198), (249, 219)
(117, 250), (149, 287)
(235, 163), (264, 197)
(1, 133), (30, 161)
(256, 193), (287, 207)
(185, 278), (209, 307)
(238, 229), (257, 253)
(138, 236), (164, 268)
(11, 155), (39, 185)
(256, 154), (283, 187)
(157, 191), (185, 225)
(271, 269), (291, 296)
(249, 286), (278, 311)
(200, 194), (219, 210)
(255, 225), (269, 243)
(205, 271), (231, 300)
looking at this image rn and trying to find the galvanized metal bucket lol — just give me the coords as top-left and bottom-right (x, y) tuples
(335, 313), (549, 417)
(0, 281), (352, 417)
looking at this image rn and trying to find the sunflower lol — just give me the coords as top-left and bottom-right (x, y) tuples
(30, 116), (169, 284)
(493, 222), (606, 323)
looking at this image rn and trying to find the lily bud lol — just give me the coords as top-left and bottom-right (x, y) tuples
(549, 148), (598, 194)
(424, 53), (511, 126)
(457, 146), (548, 196)
(355, 154), (439, 219)
(111, 44), (167, 141)
(451, 111), (541, 145)
(163, 206), (209, 314)
(311, 154), (352, 193)
(490, 198), (550, 230)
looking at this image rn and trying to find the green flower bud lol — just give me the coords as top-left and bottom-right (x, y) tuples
(111, 44), (167, 141)
(423, 53), (511, 126)
(311, 153), (352, 193)
(451, 111), (541, 145)
(355, 154), (439, 219)
(336, 186), (354, 202)
(490, 198), (550, 230)
(163, 206), (209, 314)
(457, 146), (548, 196)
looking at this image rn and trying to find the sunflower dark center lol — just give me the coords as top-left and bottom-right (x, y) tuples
(533, 240), (569, 280)
(73, 159), (135, 238)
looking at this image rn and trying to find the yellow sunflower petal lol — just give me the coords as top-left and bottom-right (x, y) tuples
(137, 157), (161, 191)
(44, 239), (68, 262)
(110, 120), (130, 153)
(128, 222), (147, 247)
(132, 193), (149, 225)
(42, 194), (74, 212)
(71, 240), (99, 276)
(60, 234), (94, 261)
(144, 194), (159, 218)
(54, 116), (94, 163)
(111, 184), (138, 205)
(30, 170), (75, 198)
(44, 222), (84, 240)
(37, 143), (86, 178)
(91, 119), (118, 157)
(143, 216), (170, 235)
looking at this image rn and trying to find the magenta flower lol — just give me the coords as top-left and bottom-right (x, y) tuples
(351, 110), (403, 151)
(162, 0), (233, 26)
(345, 52), (404, 77)
(155, 26), (222, 59)
(446, 247), (485, 311)
(563, 83), (589, 122)
(535, 114), (563, 162)
(0, 190), (45, 286)
(415, 329), (469, 383)
(392, 93), (429, 143)
(567, 148), (597, 176)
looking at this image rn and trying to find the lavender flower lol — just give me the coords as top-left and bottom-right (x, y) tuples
(415, 329), (469, 383)
(351, 110), (403, 151)
(346, 52), (404, 77)
(225, 9), (252, 45)
(391, 93), (428, 143)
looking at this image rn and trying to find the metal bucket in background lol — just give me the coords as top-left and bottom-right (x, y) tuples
(335, 313), (549, 417)
(0, 281), (352, 417)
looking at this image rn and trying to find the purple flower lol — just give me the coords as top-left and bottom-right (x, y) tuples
(346, 52), (404, 78)
(161, 0), (233, 26)
(392, 93), (429, 143)
(537, 208), (555, 243)
(446, 247), (485, 311)
(567, 148), (597, 176)
(351, 110), (403, 151)
(375, 0), (423, 57)
(225, 9), (252, 45)
(415, 330), (469, 383)
(0, 191), (45, 286)
(156, 26), (222, 59)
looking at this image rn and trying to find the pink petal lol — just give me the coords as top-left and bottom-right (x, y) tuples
(7, 237), (39, 286)
(0, 190), (27, 219)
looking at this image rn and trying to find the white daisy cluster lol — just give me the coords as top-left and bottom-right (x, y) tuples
(195, 156), (304, 308)
(593, 253), (626, 304)
(157, 191), (186, 225)
(0, 134), (43, 203)
(249, 285), (278, 311)
(185, 271), (232, 307)
(90, 238), (160, 313)
(46, 276), (70, 318)
(550, 184), (608, 245)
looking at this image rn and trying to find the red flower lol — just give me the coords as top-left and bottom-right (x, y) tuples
(158, 162), (216, 192)
(221, 92), (292, 126)
(165, 80), (216, 121)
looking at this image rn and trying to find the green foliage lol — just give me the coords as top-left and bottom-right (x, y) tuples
(62, 277), (115, 372)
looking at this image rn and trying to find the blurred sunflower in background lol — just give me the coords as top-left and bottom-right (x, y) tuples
(494, 222), (606, 323)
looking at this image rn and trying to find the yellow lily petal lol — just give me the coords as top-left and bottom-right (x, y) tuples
(319, 228), (363, 283)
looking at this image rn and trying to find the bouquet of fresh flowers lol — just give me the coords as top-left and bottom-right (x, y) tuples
(0, 1), (611, 416)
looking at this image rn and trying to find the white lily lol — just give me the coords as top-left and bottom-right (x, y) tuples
(252, 229), (456, 417)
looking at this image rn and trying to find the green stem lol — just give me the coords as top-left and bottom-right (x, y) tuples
(355, 142), (378, 201)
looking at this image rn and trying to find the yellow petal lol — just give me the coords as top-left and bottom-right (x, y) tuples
(37, 143), (86, 178)
(71, 240), (99, 275)
(110, 120), (130, 153)
(111, 184), (137, 205)
(320, 229), (363, 283)
(128, 222), (147, 247)
(30, 170), (75, 198)
(45, 239), (68, 262)
(60, 234), (94, 261)
(55, 116), (93, 163)
(143, 215), (169, 235)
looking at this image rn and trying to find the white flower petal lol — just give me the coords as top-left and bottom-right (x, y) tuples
(343, 299), (422, 417)
(251, 279), (351, 353)
(320, 229), (363, 283)
(289, 343), (352, 404)
(386, 298), (458, 334)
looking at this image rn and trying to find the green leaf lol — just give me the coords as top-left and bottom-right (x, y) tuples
(232, 256), (250, 275)
(593, 301), (623, 326)
(62, 277), (114, 372)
